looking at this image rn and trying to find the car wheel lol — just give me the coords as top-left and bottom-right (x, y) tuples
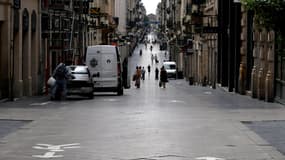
(88, 92), (94, 99)
(117, 87), (123, 96)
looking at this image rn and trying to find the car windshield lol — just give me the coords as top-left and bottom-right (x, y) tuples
(165, 64), (176, 69)
(68, 66), (88, 74)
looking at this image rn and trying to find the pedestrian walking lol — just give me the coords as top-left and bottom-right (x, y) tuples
(160, 66), (168, 88)
(134, 66), (142, 88)
(155, 67), (159, 80)
(151, 54), (154, 64)
(147, 65), (151, 77)
(154, 54), (159, 64)
(141, 67), (146, 80)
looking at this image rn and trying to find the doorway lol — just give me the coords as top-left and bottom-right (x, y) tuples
(275, 35), (285, 103)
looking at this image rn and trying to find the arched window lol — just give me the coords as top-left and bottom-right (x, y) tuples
(31, 10), (37, 32)
(22, 8), (29, 32)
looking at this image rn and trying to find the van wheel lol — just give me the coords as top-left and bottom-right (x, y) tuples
(117, 87), (123, 96)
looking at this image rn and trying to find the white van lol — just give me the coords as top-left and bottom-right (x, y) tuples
(86, 45), (124, 95)
(163, 61), (177, 79)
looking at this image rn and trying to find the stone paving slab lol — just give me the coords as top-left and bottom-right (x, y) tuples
(244, 120), (285, 156)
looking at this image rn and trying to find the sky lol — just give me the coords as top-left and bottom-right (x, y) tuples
(141, 0), (161, 15)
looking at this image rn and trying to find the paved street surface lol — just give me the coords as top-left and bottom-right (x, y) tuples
(1, 33), (285, 160)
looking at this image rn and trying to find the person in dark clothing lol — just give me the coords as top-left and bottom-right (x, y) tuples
(155, 67), (159, 80)
(147, 65), (151, 77)
(160, 66), (168, 88)
(51, 63), (73, 99)
(141, 67), (146, 80)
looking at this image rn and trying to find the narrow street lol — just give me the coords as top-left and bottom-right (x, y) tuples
(0, 33), (285, 160)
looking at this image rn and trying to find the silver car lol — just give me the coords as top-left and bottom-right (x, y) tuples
(66, 65), (94, 99)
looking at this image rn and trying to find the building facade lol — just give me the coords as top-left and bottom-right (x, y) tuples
(239, 5), (275, 102)
(158, 0), (283, 103)
(0, 0), (42, 99)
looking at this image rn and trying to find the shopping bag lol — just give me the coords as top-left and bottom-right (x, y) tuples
(132, 74), (137, 81)
(47, 76), (56, 86)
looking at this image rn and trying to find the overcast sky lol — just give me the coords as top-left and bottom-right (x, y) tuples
(141, 0), (161, 15)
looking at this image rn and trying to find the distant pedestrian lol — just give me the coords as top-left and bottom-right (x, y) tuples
(155, 67), (159, 80)
(155, 54), (159, 64)
(160, 66), (168, 88)
(147, 65), (151, 77)
(151, 54), (154, 64)
(141, 67), (146, 80)
(134, 66), (142, 88)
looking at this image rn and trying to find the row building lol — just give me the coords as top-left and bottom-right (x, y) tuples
(0, 0), (146, 100)
(158, 0), (284, 103)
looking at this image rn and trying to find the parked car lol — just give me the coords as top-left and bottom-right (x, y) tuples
(163, 61), (177, 79)
(66, 65), (94, 99)
(86, 45), (124, 95)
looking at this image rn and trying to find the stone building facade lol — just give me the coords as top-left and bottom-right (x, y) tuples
(0, 0), (12, 99)
(239, 5), (275, 102)
(0, 0), (42, 99)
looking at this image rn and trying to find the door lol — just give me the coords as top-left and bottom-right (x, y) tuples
(100, 48), (117, 88)
(88, 48), (102, 88)
(275, 35), (285, 103)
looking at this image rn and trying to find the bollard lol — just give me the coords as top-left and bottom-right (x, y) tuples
(265, 71), (274, 102)
(251, 66), (257, 98)
(257, 68), (265, 100)
(239, 63), (246, 95)
(189, 77), (194, 85)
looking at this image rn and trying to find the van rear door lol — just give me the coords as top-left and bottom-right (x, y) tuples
(87, 46), (102, 87)
(98, 46), (118, 88)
